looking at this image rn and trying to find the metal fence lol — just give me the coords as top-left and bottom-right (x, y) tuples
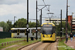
(0, 32), (11, 38)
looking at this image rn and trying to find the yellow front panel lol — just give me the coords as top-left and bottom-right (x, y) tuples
(11, 33), (14, 38)
(41, 33), (56, 41)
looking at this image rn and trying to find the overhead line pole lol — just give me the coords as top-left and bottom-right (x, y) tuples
(36, 0), (38, 40)
(40, 9), (42, 26)
(27, 0), (29, 42)
(66, 0), (68, 34)
(60, 9), (62, 37)
(71, 16), (72, 33)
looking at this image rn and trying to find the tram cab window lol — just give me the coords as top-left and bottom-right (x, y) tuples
(43, 28), (52, 34)
(42, 24), (53, 34)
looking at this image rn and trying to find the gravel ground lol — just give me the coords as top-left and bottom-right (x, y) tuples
(21, 42), (42, 50)
(21, 42), (57, 50)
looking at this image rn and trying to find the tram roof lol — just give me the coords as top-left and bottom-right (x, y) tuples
(41, 23), (55, 26)
(11, 27), (41, 30)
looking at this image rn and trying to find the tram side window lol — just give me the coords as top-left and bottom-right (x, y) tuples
(38, 29), (41, 32)
(53, 27), (55, 33)
(32, 29), (36, 35)
(11, 30), (17, 33)
(20, 30), (25, 33)
(37, 29), (41, 35)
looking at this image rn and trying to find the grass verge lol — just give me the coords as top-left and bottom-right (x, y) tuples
(0, 39), (41, 50)
(0, 38), (25, 44)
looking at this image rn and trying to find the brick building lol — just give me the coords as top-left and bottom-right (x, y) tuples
(68, 15), (75, 30)
(68, 15), (72, 26)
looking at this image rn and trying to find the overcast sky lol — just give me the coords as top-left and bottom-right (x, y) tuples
(0, 0), (75, 23)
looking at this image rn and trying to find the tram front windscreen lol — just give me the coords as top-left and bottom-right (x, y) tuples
(42, 24), (53, 34)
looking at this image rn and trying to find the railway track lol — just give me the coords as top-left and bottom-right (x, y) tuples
(19, 41), (57, 50)
(44, 43), (51, 50)
(29, 42), (43, 50)
(44, 42), (57, 50)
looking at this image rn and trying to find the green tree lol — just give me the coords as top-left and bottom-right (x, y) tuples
(29, 20), (40, 28)
(56, 21), (71, 32)
(7, 20), (13, 32)
(13, 18), (40, 28)
(0, 21), (9, 32)
(13, 18), (27, 28)
(52, 21), (71, 36)
(29, 21), (36, 27)
(55, 21), (71, 36)
(37, 20), (40, 27)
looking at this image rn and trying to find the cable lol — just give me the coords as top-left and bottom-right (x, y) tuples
(42, 0), (51, 18)
(42, 0), (50, 12)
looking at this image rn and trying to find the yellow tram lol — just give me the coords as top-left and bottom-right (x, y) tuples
(41, 23), (56, 41)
